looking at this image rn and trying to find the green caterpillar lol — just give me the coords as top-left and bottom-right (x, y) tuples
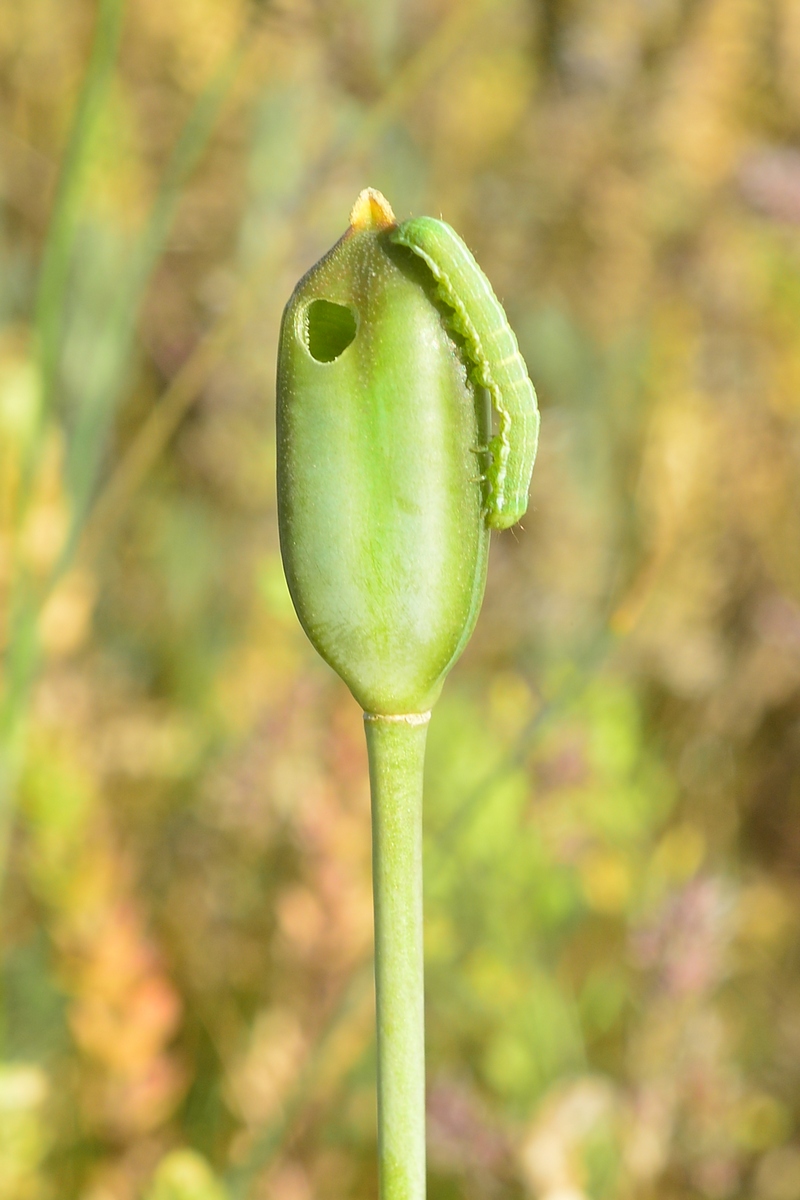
(390, 215), (539, 529)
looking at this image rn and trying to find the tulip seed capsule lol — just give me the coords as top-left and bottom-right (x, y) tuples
(276, 189), (538, 1200)
(277, 188), (493, 718)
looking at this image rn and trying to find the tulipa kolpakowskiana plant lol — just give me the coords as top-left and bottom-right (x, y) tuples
(276, 188), (539, 1200)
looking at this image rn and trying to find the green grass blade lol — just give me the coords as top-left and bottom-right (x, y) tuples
(32, 0), (125, 449)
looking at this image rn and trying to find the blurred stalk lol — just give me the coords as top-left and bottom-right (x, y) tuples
(59, 37), (245, 554)
(0, 24), (244, 913)
(0, 0), (126, 907)
(30, 0), (125, 490)
(366, 715), (428, 1200)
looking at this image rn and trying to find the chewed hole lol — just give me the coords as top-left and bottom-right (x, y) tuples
(304, 298), (357, 362)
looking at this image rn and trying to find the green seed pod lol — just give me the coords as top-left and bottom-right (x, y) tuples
(276, 189), (491, 715)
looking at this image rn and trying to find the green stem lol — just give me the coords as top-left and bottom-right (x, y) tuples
(365, 712), (429, 1200)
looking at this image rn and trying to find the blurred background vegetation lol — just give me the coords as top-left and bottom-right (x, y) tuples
(1, 0), (800, 1196)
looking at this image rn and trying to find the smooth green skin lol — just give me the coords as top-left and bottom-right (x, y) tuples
(276, 225), (490, 716)
(366, 714), (427, 1200)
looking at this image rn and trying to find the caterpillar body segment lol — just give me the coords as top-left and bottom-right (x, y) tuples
(390, 215), (539, 529)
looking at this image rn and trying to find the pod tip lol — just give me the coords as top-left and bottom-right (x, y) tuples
(349, 188), (396, 232)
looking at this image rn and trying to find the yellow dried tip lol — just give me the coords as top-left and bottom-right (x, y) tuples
(349, 188), (396, 232)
